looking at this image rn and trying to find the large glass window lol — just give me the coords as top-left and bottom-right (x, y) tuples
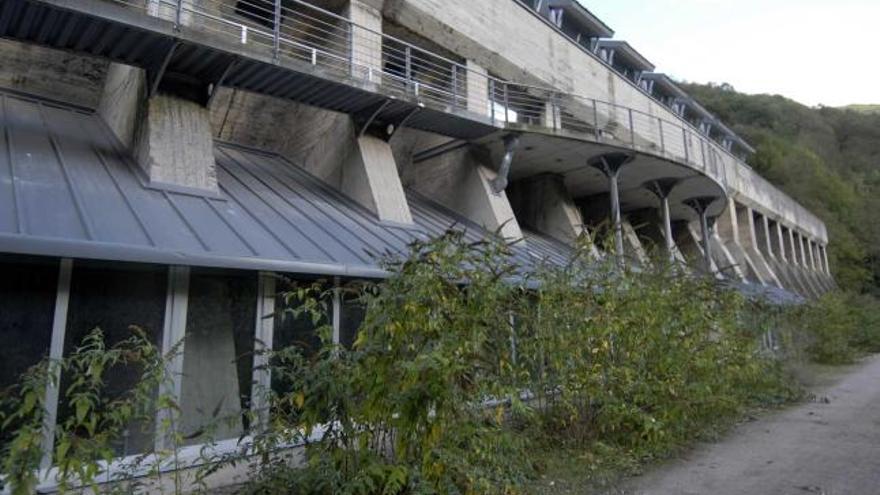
(179, 269), (257, 444)
(271, 279), (328, 394)
(0, 255), (59, 451)
(60, 262), (167, 457)
(339, 293), (366, 350)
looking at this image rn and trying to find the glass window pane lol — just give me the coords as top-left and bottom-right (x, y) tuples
(271, 280), (328, 394)
(60, 262), (167, 457)
(180, 269), (257, 444)
(0, 255), (58, 451)
(339, 295), (365, 350)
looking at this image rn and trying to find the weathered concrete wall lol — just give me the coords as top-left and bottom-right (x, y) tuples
(211, 89), (353, 185)
(211, 89), (412, 223)
(98, 63), (219, 193)
(383, 0), (828, 242)
(401, 145), (522, 239)
(507, 174), (585, 243)
(0, 39), (107, 108)
(134, 94), (219, 192)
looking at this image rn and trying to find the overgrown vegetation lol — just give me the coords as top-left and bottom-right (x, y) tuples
(681, 82), (880, 294)
(5, 231), (852, 494)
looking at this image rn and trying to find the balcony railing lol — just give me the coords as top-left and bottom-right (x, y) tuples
(81, 0), (823, 235)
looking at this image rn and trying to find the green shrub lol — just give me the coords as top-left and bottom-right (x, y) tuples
(801, 291), (880, 363)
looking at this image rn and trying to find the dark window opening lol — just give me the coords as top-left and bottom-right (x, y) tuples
(0, 255), (58, 453)
(60, 262), (167, 457)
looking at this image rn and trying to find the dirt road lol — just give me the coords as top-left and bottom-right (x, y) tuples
(617, 355), (880, 495)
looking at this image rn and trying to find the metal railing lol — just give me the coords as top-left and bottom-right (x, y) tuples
(92, 0), (824, 237)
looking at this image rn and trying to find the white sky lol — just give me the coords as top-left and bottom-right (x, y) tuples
(581, 0), (880, 107)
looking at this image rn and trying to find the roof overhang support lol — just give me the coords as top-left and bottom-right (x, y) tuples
(148, 40), (181, 99)
(356, 99), (393, 138)
(412, 139), (469, 164)
(207, 57), (239, 109)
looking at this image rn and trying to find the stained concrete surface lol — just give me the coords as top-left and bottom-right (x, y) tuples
(614, 355), (880, 495)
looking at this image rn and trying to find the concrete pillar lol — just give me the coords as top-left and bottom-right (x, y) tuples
(341, 136), (413, 224)
(735, 205), (780, 286)
(99, 64), (219, 194)
(179, 275), (245, 444)
(760, 215), (775, 258)
(714, 199), (760, 283)
(798, 233), (808, 267)
(810, 241), (820, 272)
(786, 228), (799, 267)
(466, 60), (490, 117)
(822, 244), (831, 275)
(403, 146), (522, 240)
(775, 221), (788, 263)
(507, 174), (593, 248)
(543, 101), (559, 129)
(346, 0), (384, 82)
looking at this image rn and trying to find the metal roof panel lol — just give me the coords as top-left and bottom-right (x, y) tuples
(0, 89), (572, 277)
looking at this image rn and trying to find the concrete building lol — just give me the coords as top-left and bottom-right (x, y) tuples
(0, 0), (834, 490)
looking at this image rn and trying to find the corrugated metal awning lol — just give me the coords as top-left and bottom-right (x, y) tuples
(0, 90), (571, 277)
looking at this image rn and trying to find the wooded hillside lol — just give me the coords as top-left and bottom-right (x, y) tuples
(681, 83), (880, 294)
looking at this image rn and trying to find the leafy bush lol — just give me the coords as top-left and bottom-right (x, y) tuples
(2, 231), (811, 494)
(800, 292), (880, 363)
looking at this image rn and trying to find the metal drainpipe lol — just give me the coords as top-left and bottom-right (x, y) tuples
(490, 134), (521, 193)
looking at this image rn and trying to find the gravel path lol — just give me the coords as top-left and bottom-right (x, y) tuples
(616, 355), (880, 495)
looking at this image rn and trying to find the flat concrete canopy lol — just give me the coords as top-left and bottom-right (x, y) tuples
(475, 129), (728, 221)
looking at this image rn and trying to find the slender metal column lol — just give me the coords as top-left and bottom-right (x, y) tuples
(588, 152), (634, 266)
(661, 195), (674, 261)
(685, 196), (719, 275)
(698, 209), (713, 273)
(646, 178), (680, 265)
(608, 169), (624, 261)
